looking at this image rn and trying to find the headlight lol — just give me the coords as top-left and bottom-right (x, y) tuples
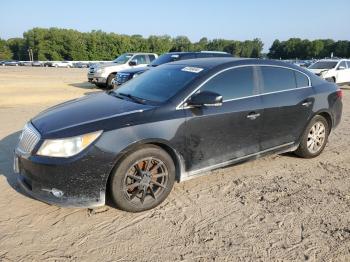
(37, 131), (102, 157)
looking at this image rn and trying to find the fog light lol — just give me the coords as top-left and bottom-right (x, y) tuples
(51, 188), (64, 198)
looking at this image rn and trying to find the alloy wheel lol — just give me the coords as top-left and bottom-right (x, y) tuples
(123, 157), (168, 205)
(307, 121), (326, 154)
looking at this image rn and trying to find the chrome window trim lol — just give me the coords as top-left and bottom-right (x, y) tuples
(176, 64), (312, 110)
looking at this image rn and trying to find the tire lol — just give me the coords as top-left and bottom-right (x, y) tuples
(107, 73), (116, 89)
(327, 77), (336, 83)
(294, 115), (329, 158)
(110, 145), (175, 212)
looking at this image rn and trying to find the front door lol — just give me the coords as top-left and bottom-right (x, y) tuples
(183, 66), (263, 171)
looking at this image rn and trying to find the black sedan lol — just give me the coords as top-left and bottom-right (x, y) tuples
(14, 58), (342, 212)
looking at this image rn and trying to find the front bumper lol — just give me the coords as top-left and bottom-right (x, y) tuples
(87, 73), (107, 84)
(14, 145), (115, 208)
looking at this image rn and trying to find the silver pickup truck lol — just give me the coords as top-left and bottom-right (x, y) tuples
(88, 53), (157, 88)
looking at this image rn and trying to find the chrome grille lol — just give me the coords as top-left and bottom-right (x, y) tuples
(116, 73), (130, 85)
(17, 123), (41, 154)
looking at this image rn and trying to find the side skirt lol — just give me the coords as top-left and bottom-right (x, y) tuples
(179, 142), (298, 182)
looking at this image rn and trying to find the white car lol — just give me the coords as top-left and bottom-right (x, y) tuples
(51, 61), (73, 68)
(87, 53), (158, 88)
(308, 59), (350, 84)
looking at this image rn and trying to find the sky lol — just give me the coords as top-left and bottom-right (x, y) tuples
(0, 0), (349, 52)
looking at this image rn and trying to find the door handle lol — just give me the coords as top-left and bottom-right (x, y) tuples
(247, 112), (261, 120)
(301, 101), (312, 107)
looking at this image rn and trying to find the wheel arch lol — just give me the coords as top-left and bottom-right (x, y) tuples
(105, 139), (185, 193)
(314, 110), (333, 134)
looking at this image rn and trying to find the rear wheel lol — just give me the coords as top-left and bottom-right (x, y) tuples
(295, 115), (329, 158)
(110, 145), (175, 212)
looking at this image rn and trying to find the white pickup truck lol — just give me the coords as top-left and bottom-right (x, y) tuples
(88, 53), (157, 88)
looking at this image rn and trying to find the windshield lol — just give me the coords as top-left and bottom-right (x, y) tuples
(113, 65), (205, 103)
(150, 53), (181, 67)
(113, 53), (133, 64)
(309, 61), (338, 69)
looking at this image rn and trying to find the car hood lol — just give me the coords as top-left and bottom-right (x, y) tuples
(308, 68), (331, 74)
(96, 62), (124, 69)
(119, 67), (149, 74)
(32, 92), (154, 138)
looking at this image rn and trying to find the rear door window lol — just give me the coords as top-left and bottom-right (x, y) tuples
(148, 55), (156, 62)
(260, 66), (297, 93)
(200, 66), (256, 100)
(133, 55), (147, 64)
(346, 61), (350, 68)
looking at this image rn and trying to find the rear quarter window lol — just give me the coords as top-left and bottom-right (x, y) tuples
(294, 71), (309, 88)
(260, 66), (296, 93)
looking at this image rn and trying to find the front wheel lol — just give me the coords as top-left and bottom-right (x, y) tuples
(294, 115), (329, 158)
(110, 145), (175, 212)
(107, 73), (116, 89)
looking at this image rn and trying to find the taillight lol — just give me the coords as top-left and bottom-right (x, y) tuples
(336, 89), (343, 99)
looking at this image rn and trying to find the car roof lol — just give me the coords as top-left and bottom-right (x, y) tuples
(168, 57), (247, 68)
(166, 57), (313, 73)
(164, 51), (230, 55)
(129, 52), (157, 55)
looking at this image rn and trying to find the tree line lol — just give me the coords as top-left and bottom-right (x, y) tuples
(0, 28), (263, 61)
(268, 38), (350, 59)
(0, 28), (349, 61)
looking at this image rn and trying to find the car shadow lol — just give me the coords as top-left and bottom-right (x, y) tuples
(69, 82), (96, 89)
(280, 152), (300, 158)
(0, 131), (22, 193)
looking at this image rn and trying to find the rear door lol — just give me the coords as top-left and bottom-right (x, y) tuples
(132, 55), (149, 67)
(258, 66), (314, 150)
(184, 66), (263, 171)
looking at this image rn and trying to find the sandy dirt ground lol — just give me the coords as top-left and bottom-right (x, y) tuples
(0, 67), (349, 262)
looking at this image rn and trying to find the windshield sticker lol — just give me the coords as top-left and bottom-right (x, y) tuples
(181, 67), (204, 73)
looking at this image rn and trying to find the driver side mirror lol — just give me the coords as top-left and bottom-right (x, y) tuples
(129, 60), (138, 66)
(187, 91), (223, 107)
(338, 66), (346, 70)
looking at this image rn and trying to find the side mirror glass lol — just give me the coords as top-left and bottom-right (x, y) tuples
(129, 60), (138, 66)
(187, 91), (223, 107)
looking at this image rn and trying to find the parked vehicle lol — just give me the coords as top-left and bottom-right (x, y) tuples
(14, 58), (342, 212)
(43, 62), (53, 67)
(308, 59), (350, 84)
(19, 61), (33, 66)
(73, 62), (89, 68)
(32, 61), (43, 67)
(113, 51), (232, 87)
(51, 61), (73, 68)
(88, 53), (158, 88)
(3, 60), (20, 66)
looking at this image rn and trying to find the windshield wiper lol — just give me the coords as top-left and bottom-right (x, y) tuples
(117, 92), (146, 104)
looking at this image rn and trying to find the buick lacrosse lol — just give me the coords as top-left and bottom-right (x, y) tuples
(14, 58), (342, 212)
